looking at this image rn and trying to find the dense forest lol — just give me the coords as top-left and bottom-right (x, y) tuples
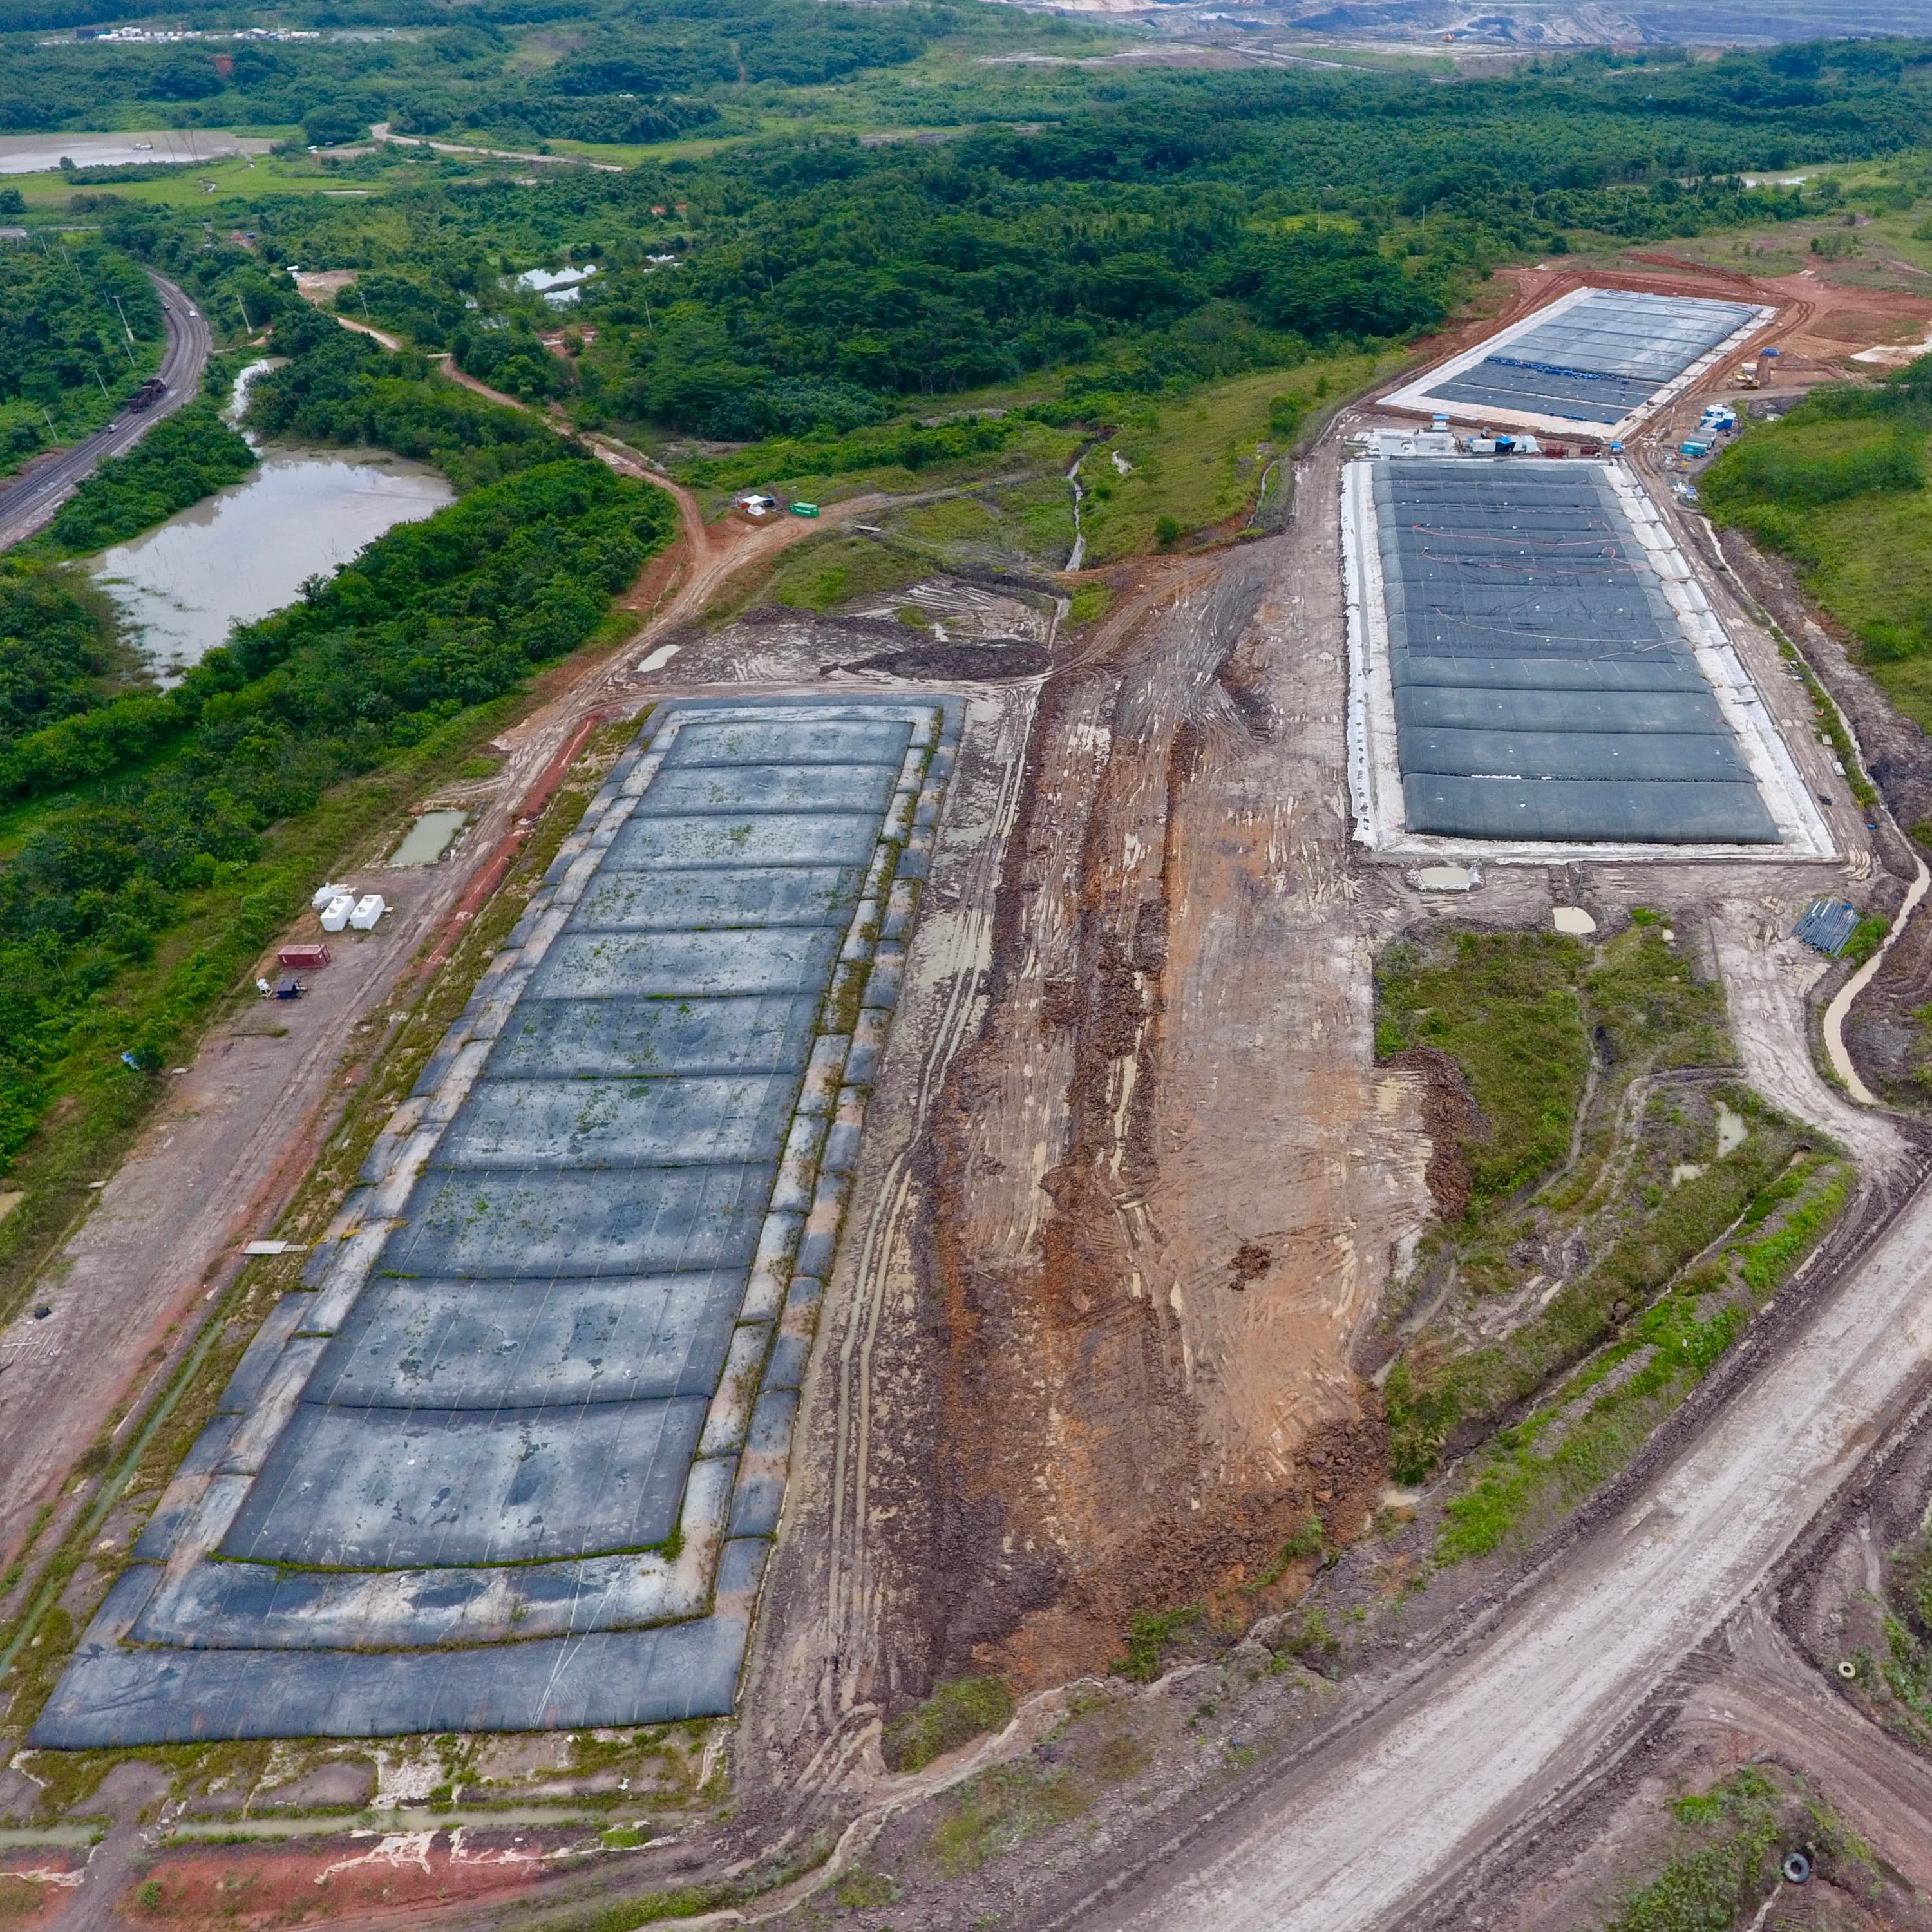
(0, 0), (996, 146)
(62, 33), (1931, 450)
(0, 244), (164, 478)
(1705, 356), (1932, 734)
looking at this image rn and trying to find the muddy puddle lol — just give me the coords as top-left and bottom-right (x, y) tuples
(90, 363), (451, 685)
(388, 810), (467, 866)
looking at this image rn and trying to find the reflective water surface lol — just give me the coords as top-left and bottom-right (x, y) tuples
(91, 446), (452, 684)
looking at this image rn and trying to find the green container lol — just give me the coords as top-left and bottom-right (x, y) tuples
(791, 501), (820, 517)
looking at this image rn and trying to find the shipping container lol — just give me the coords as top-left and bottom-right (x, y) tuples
(279, 943), (330, 970)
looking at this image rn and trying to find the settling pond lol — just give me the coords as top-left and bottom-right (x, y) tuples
(90, 366), (453, 684)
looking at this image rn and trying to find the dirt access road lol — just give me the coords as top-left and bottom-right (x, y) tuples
(1038, 350), (1920, 1926)
(0, 416), (849, 1593)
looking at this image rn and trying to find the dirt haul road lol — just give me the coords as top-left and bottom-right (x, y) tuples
(1068, 1092), (1932, 1928)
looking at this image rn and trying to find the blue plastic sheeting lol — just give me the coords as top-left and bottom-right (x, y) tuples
(35, 696), (965, 1745)
(488, 993), (820, 1080)
(1420, 290), (1759, 425)
(1374, 460), (1777, 844)
(384, 1165), (780, 1278)
(37, 1555), (770, 1745)
(573, 867), (858, 931)
(1795, 898), (1859, 956)
(1404, 775), (1777, 842)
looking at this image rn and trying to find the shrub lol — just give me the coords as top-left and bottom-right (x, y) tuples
(881, 1676), (1016, 1772)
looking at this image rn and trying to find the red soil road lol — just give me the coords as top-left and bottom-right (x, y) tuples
(108, 1833), (568, 1932)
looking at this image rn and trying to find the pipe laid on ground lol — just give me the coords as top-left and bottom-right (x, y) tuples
(1823, 849), (1928, 1106)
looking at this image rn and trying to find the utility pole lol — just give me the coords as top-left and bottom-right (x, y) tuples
(112, 292), (136, 346)
(236, 290), (253, 333)
(90, 359), (111, 403)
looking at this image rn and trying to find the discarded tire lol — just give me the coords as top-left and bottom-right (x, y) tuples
(1783, 1852), (1812, 1884)
(1838, 1660), (1858, 1680)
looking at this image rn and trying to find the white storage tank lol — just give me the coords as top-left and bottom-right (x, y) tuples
(349, 894), (388, 931)
(319, 894), (355, 933)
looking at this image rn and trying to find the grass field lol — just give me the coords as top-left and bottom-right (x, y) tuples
(1375, 922), (1758, 1488)
(8, 150), (419, 211)
(1077, 350), (1397, 561)
(1373, 911), (1848, 1561)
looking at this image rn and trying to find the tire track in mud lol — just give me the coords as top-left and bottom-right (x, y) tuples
(822, 687), (1041, 1718)
(920, 490), (1428, 1687)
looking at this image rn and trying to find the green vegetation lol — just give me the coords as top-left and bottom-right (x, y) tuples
(1381, 917), (1853, 1561)
(1375, 929), (1594, 1207)
(244, 301), (572, 491)
(1704, 352), (1932, 732)
(0, 555), (135, 752)
(1438, 1150), (1848, 1561)
(757, 535), (927, 616)
(1115, 1603), (1206, 1683)
(0, 306), (674, 1187)
(0, 242), (164, 480)
(1600, 1768), (1784, 1932)
(927, 1719), (1150, 1877)
(931, 1760), (1092, 1877)
(48, 401), (256, 553)
(882, 1676), (1018, 1773)
(1879, 1534), (1932, 1743)
(1843, 913), (1890, 967)
(1376, 924), (1792, 1488)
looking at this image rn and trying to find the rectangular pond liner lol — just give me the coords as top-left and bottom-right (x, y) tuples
(35, 694), (965, 1745)
(1385, 287), (1772, 437)
(1369, 459), (1779, 846)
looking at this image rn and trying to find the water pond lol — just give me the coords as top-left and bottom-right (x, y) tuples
(90, 381), (453, 684)
(0, 129), (271, 174)
(388, 810), (468, 867)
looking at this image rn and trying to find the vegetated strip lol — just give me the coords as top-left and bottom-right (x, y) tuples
(0, 303), (676, 1326)
(1702, 350), (1932, 762)
(43, 398), (256, 554)
(1437, 1137), (1850, 1563)
(1374, 923), (1810, 1500)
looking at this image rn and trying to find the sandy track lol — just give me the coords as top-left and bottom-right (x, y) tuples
(1684, 1608), (1932, 1893)
(1709, 902), (1904, 1171)
(735, 677), (1044, 1811)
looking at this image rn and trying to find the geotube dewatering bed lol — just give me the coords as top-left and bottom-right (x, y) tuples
(1343, 457), (1832, 860)
(1382, 286), (1774, 440)
(35, 694), (961, 1745)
